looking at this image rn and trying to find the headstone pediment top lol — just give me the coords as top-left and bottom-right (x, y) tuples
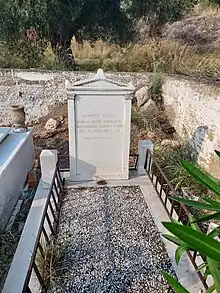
(66, 68), (134, 91)
(95, 68), (106, 79)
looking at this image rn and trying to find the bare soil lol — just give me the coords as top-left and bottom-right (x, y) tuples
(33, 103), (174, 163)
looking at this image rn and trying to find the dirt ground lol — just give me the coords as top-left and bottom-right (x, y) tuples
(33, 103), (174, 169)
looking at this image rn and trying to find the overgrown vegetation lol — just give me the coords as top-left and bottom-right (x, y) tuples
(163, 150), (220, 292)
(0, 228), (21, 291)
(148, 64), (164, 103)
(36, 241), (60, 289)
(1, 0), (220, 80)
(2, 37), (220, 79)
(154, 145), (207, 196)
(0, 0), (132, 67)
(131, 107), (164, 131)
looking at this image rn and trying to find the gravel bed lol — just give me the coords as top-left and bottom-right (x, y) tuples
(51, 186), (174, 293)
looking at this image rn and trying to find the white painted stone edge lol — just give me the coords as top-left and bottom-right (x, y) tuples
(2, 151), (57, 293)
(137, 140), (154, 176)
(40, 149), (58, 188)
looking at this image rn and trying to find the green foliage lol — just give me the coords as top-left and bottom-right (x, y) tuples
(175, 244), (189, 264)
(171, 196), (220, 212)
(148, 63), (164, 98)
(0, 0), (49, 66)
(163, 150), (220, 292)
(163, 221), (220, 261)
(148, 72), (163, 96)
(126, 0), (196, 25)
(181, 160), (220, 196)
(207, 258), (220, 293)
(199, 0), (219, 5)
(164, 221), (220, 292)
(155, 147), (190, 189)
(154, 146), (206, 194)
(162, 272), (190, 293)
(0, 0), (132, 67)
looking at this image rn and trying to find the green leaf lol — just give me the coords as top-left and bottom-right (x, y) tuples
(203, 197), (220, 207)
(207, 258), (220, 293)
(206, 285), (215, 293)
(175, 244), (189, 264)
(163, 234), (182, 246)
(208, 227), (220, 238)
(188, 215), (200, 231)
(162, 272), (190, 293)
(171, 196), (220, 211)
(192, 212), (220, 223)
(171, 217), (183, 224)
(181, 161), (220, 196)
(215, 150), (220, 158)
(162, 222), (220, 262)
(204, 266), (211, 278)
(209, 175), (220, 186)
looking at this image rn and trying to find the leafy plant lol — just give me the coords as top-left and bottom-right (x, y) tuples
(163, 272), (190, 293)
(163, 150), (220, 292)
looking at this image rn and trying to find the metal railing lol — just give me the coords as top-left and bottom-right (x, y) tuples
(144, 149), (209, 290)
(129, 154), (139, 170)
(2, 165), (64, 293)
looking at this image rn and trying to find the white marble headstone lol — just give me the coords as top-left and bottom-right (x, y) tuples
(67, 69), (134, 181)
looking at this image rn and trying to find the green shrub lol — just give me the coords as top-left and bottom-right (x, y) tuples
(163, 150), (220, 292)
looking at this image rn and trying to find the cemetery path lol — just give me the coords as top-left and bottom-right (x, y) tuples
(50, 186), (174, 293)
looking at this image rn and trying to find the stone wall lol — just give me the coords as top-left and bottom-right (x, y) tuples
(163, 76), (220, 178)
(0, 69), (147, 126)
(1, 69), (220, 177)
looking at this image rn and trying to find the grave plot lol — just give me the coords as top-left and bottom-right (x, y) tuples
(50, 186), (174, 293)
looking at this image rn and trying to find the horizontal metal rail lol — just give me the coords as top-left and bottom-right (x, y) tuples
(2, 165), (64, 293)
(144, 149), (209, 290)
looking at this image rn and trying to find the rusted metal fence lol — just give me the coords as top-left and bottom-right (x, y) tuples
(129, 154), (139, 170)
(2, 165), (64, 293)
(144, 149), (209, 290)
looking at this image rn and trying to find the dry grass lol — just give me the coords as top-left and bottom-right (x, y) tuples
(0, 229), (21, 291)
(154, 144), (208, 196)
(36, 241), (60, 289)
(192, 2), (220, 16)
(71, 38), (220, 78)
(1, 13), (220, 79)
